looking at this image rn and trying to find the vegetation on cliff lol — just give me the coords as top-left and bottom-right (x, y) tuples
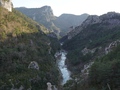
(0, 7), (60, 90)
(16, 7), (89, 37)
(62, 12), (120, 90)
(89, 45), (120, 90)
(62, 13), (120, 72)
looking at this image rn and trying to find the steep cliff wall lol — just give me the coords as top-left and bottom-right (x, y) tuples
(0, 0), (12, 12)
(67, 12), (120, 40)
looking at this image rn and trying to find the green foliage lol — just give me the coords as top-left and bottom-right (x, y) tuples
(16, 7), (89, 37)
(67, 49), (93, 72)
(63, 45), (120, 90)
(63, 20), (120, 72)
(15, 7), (60, 35)
(63, 24), (120, 50)
(62, 14), (120, 89)
(49, 37), (61, 54)
(0, 7), (60, 89)
(89, 45), (120, 90)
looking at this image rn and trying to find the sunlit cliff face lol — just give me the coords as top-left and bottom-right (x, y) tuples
(0, 0), (12, 12)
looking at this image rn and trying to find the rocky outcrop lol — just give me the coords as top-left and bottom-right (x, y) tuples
(41, 6), (55, 21)
(15, 6), (59, 35)
(67, 26), (83, 39)
(81, 47), (96, 55)
(67, 12), (120, 39)
(28, 61), (39, 70)
(105, 40), (120, 54)
(82, 15), (101, 28)
(80, 61), (94, 81)
(16, 7), (89, 37)
(83, 12), (120, 27)
(67, 15), (100, 39)
(101, 12), (120, 20)
(81, 61), (94, 75)
(47, 82), (58, 90)
(47, 82), (52, 90)
(0, 0), (12, 12)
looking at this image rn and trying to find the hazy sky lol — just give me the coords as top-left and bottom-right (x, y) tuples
(12, 0), (120, 16)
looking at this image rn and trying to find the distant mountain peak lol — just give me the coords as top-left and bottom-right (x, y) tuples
(41, 5), (51, 9)
(41, 6), (54, 18)
(16, 6), (89, 37)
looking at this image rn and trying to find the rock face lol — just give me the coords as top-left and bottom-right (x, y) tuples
(47, 82), (52, 90)
(81, 47), (96, 55)
(105, 40), (120, 54)
(15, 6), (60, 36)
(16, 6), (89, 37)
(62, 12), (120, 73)
(67, 25), (83, 39)
(67, 12), (120, 40)
(16, 6), (55, 22)
(81, 61), (94, 76)
(82, 15), (101, 27)
(28, 61), (39, 70)
(0, 0), (12, 12)
(40, 6), (55, 22)
(47, 82), (58, 90)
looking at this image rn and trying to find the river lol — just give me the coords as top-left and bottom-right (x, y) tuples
(55, 50), (71, 85)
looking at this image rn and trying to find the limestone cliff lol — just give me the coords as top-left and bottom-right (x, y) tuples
(0, 0), (12, 12)
(62, 11), (120, 74)
(16, 6), (89, 37)
(15, 6), (60, 36)
(67, 12), (120, 40)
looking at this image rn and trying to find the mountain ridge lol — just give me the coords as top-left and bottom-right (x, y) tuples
(15, 6), (89, 37)
(54, 13), (89, 36)
(62, 11), (120, 90)
(62, 11), (120, 71)
(65, 12), (120, 40)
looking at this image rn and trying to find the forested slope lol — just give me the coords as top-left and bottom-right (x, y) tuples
(0, 7), (60, 90)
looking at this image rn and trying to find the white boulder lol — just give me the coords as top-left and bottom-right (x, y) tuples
(28, 61), (39, 70)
